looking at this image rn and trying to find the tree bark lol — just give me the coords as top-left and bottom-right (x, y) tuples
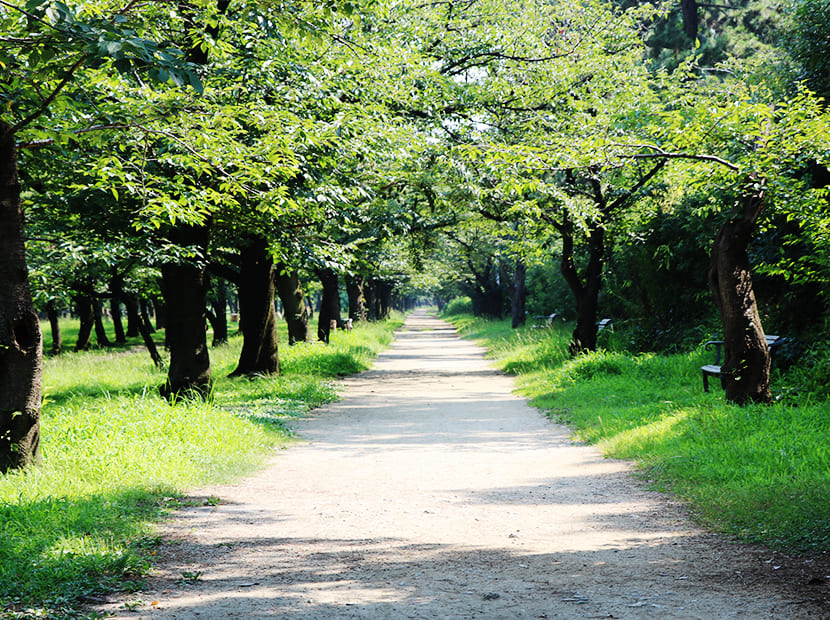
(708, 185), (772, 404)
(74, 294), (94, 352)
(208, 277), (228, 347)
(0, 121), (42, 471)
(93, 297), (111, 347)
(139, 298), (155, 333)
(231, 237), (280, 376)
(275, 263), (309, 345)
(346, 274), (368, 323)
(681, 0), (699, 42)
(45, 299), (62, 355)
(159, 223), (212, 400)
(124, 295), (140, 338)
(110, 297), (126, 343)
(510, 259), (527, 328)
(152, 296), (167, 331)
(559, 215), (602, 354)
(316, 268), (341, 343)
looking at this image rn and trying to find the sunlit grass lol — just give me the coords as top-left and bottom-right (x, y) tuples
(1, 314), (403, 618)
(447, 314), (830, 554)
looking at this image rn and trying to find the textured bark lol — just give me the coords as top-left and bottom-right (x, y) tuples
(159, 224), (212, 400)
(0, 121), (41, 471)
(231, 237), (279, 376)
(275, 264), (309, 345)
(316, 268), (341, 343)
(74, 294), (94, 352)
(45, 299), (62, 355)
(345, 274), (368, 323)
(510, 260), (527, 329)
(708, 186), (772, 404)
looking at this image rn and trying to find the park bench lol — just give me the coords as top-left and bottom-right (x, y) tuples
(531, 313), (561, 328)
(597, 318), (612, 331)
(701, 334), (789, 392)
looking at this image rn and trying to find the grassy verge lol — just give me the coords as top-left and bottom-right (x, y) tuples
(445, 313), (830, 555)
(1, 315), (403, 619)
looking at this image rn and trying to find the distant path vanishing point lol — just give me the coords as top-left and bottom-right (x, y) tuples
(98, 309), (822, 619)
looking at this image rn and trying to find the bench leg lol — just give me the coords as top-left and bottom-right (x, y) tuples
(702, 371), (710, 393)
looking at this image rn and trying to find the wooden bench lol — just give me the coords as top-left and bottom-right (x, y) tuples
(702, 335), (789, 392)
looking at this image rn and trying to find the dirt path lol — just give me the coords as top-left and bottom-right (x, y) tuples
(97, 310), (827, 619)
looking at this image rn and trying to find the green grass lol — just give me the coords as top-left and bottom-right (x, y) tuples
(446, 313), (830, 555)
(1, 314), (403, 619)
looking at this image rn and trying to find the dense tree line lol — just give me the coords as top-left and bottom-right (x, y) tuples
(1, 0), (828, 471)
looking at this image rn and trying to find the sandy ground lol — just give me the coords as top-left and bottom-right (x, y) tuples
(95, 310), (829, 619)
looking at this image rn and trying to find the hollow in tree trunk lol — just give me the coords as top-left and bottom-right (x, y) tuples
(231, 237), (279, 376)
(275, 264), (309, 345)
(708, 185), (772, 405)
(0, 122), (41, 471)
(316, 268), (341, 343)
(159, 223), (212, 400)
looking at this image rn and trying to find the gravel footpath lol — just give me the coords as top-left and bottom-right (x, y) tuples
(94, 310), (829, 619)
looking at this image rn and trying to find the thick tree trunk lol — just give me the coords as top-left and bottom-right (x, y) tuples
(510, 259), (527, 328)
(209, 277), (228, 347)
(159, 224), (212, 400)
(345, 274), (368, 323)
(681, 0), (699, 41)
(74, 294), (94, 352)
(316, 268), (341, 343)
(275, 264), (309, 345)
(0, 122), (42, 471)
(93, 297), (111, 347)
(46, 299), (62, 355)
(708, 187), (772, 405)
(231, 237), (279, 376)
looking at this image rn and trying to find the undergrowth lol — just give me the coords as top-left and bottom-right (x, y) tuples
(446, 313), (830, 555)
(0, 315), (402, 619)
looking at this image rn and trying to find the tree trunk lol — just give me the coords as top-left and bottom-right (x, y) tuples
(231, 237), (279, 376)
(124, 295), (141, 338)
(681, 0), (699, 41)
(560, 216), (603, 354)
(708, 186), (772, 404)
(110, 298), (126, 343)
(510, 259), (527, 328)
(209, 277), (228, 347)
(316, 268), (341, 343)
(46, 299), (62, 355)
(346, 274), (368, 323)
(93, 297), (111, 347)
(74, 294), (94, 352)
(138, 311), (164, 368)
(0, 122), (42, 471)
(275, 264), (309, 345)
(152, 296), (167, 331)
(159, 223), (212, 400)
(139, 298), (155, 333)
